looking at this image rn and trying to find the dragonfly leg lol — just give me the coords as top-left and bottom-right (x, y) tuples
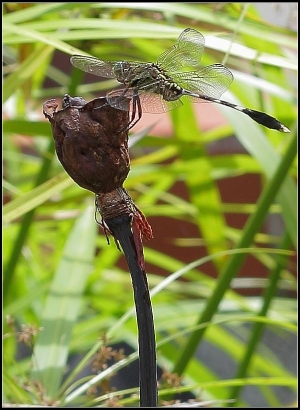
(118, 95), (143, 132)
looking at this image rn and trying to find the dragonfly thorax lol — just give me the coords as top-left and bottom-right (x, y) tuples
(112, 62), (183, 101)
(142, 63), (183, 101)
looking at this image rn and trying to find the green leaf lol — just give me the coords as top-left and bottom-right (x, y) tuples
(31, 205), (97, 398)
(3, 173), (73, 226)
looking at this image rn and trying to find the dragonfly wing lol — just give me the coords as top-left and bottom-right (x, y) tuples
(157, 28), (205, 72)
(177, 27), (205, 44)
(106, 88), (182, 113)
(70, 55), (116, 78)
(174, 64), (233, 99)
(138, 92), (182, 113)
(106, 88), (135, 111)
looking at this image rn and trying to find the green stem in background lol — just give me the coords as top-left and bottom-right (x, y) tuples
(173, 131), (296, 377)
(222, 3), (249, 65)
(229, 230), (294, 405)
(3, 138), (54, 305)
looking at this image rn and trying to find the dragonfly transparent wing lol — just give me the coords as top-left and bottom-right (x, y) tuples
(106, 88), (135, 111)
(70, 55), (117, 78)
(173, 64), (233, 99)
(106, 88), (182, 114)
(156, 28), (205, 73)
(138, 92), (183, 113)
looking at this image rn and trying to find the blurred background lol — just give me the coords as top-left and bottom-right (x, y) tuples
(3, 3), (297, 407)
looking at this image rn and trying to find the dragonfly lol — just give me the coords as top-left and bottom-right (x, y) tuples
(70, 28), (290, 132)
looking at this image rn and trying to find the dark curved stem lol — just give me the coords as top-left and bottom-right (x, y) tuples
(105, 214), (157, 408)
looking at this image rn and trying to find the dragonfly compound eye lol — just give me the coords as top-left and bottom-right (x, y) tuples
(114, 61), (130, 75)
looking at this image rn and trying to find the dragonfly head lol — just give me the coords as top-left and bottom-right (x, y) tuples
(113, 61), (132, 84)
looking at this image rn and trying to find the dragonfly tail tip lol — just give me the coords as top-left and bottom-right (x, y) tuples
(280, 124), (291, 133)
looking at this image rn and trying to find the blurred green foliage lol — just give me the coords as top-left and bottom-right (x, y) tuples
(3, 3), (297, 407)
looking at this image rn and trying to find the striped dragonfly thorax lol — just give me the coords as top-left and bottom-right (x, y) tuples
(147, 64), (183, 101)
(113, 62), (183, 101)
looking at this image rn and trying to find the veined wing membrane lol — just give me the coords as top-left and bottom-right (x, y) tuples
(157, 29), (205, 72)
(107, 88), (182, 114)
(173, 64), (233, 99)
(70, 55), (116, 78)
(138, 93), (183, 113)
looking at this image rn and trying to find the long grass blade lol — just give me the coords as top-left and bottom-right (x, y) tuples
(31, 206), (97, 398)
